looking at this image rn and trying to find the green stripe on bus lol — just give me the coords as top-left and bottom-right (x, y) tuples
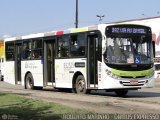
(111, 68), (154, 77)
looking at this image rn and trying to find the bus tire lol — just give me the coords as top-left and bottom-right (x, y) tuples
(25, 73), (34, 89)
(0, 75), (3, 81)
(115, 90), (128, 97)
(75, 75), (87, 94)
(72, 81), (77, 93)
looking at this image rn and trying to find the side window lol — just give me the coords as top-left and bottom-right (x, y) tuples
(57, 35), (69, 58)
(32, 39), (42, 59)
(5, 42), (15, 61)
(23, 40), (32, 60)
(70, 33), (86, 57)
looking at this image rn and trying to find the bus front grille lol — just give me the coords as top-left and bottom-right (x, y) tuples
(120, 81), (145, 86)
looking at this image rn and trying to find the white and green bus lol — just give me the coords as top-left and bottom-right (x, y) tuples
(4, 24), (154, 96)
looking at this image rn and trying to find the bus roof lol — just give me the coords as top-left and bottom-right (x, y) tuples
(4, 25), (99, 41)
(4, 22), (151, 41)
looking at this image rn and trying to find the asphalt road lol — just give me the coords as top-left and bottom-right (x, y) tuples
(91, 87), (160, 104)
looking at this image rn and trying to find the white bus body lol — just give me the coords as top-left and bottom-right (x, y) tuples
(4, 24), (154, 96)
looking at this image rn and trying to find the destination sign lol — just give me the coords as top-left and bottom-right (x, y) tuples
(111, 27), (146, 34)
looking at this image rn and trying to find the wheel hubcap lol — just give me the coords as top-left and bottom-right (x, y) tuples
(77, 79), (85, 92)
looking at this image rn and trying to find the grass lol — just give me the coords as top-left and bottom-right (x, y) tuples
(0, 93), (92, 120)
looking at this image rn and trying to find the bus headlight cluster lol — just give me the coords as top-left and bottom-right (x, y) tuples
(105, 69), (121, 79)
(146, 72), (154, 79)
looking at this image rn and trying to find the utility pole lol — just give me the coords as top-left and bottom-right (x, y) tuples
(75, 0), (78, 28)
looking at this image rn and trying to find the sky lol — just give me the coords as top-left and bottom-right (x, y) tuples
(0, 0), (160, 38)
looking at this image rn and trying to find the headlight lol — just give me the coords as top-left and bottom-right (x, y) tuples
(146, 72), (154, 79)
(105, 69), (121, 79)
(106, 69), (111, 75)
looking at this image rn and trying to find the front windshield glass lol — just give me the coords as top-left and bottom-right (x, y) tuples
(104, 35), (152, 64)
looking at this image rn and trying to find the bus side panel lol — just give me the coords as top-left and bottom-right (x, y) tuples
(55, 58), (87, 88)
(4, 61), (15, 85)
(21, 60), (43, 87)
(0, 58), (4, 80)
(97, 61), (103, 88)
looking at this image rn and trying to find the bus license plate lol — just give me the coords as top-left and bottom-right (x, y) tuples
(130, 80), (138, 85)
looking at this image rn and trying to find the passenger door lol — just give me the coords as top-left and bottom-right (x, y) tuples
(44, 38), (56, 86)
(87, 33), (99, 88)
(15, 41), (22, 84)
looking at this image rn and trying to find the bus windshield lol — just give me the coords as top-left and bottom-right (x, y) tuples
(104, 35), (153, 64)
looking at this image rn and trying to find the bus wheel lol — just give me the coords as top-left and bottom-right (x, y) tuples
(25, 73), (34, 89)
(115, 90), (128, 97)
(76, 75), (87, 94)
